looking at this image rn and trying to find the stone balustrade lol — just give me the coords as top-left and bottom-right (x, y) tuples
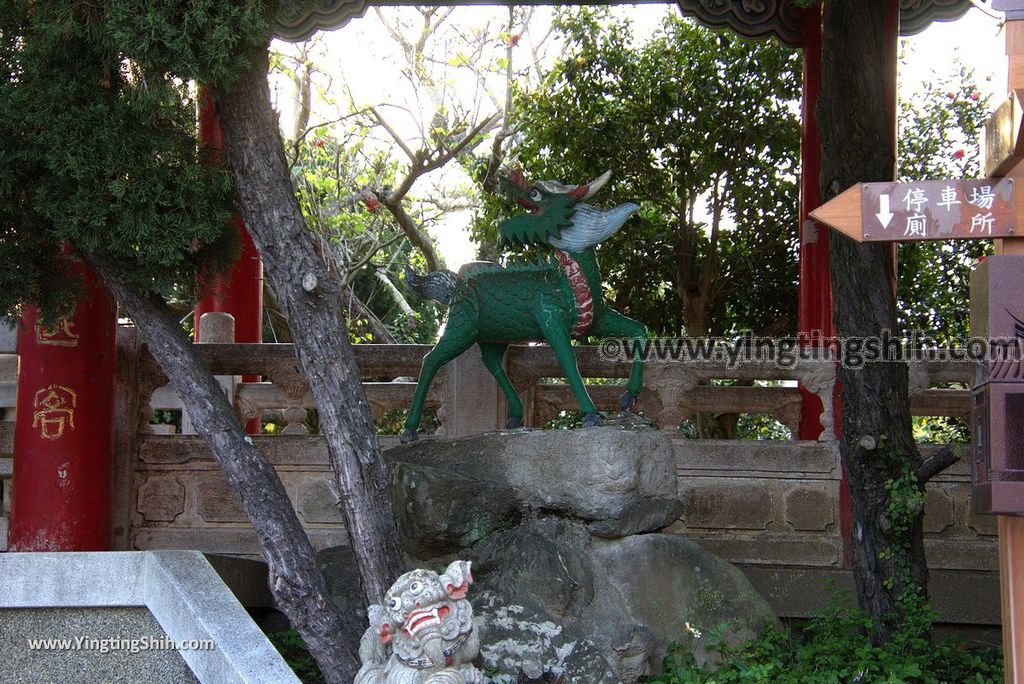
(140, 326), (974, 439)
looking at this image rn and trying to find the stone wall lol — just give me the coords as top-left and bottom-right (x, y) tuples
(126, 432), (999, 624)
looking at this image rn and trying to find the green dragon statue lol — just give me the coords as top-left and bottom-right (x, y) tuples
(401, 169), (648, 443)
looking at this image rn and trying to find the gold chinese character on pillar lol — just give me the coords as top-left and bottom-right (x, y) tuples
(32, 384), (77, 440)
(36, 319), (79, 347)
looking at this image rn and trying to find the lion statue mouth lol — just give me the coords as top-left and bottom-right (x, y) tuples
(405, 604), (452, 637)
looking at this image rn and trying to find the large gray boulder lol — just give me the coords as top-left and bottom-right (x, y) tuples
(319, 427), (777, 683)
(387, 427), (683, 557)
(468, 517), (777, 681)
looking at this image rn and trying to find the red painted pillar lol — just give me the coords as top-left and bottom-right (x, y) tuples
(9, 263), (117, 551)
(194, 88), (263, 433)
(797, 3), (834, 438)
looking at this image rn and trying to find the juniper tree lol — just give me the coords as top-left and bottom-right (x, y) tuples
(0, 2), (403, 680)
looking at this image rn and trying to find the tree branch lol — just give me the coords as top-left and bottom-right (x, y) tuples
(79, 249), (360, 682)
(379, 194), (443, 272)
(386, 111), (500, 205)
(917, 445), (962, 485)
(370, 107), (418, 164)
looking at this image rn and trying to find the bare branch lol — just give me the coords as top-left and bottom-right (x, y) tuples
(387, 112), (500, 204)
(370, 107), (418, 164)
(288, 110), (370, 169)
(341, 232), (406, 287)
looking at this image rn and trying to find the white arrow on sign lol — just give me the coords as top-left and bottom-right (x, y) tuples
(876, 193), (894, 229)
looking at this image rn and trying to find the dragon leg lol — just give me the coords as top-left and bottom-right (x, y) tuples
(403, 305), (478, 443)
(592, 309), (648, 412)
(479, 343), (525, 428)
(534, 300), (601, 426)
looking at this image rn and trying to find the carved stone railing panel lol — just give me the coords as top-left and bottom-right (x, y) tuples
(505, 346), (839, 439)
(139, 342), (975, 439)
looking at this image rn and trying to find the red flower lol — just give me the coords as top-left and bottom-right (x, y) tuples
(360, 189), (381, 213)
(314, 138), (327, 148)
(970, 91), (980, 101)
(953, 149), (965, 160)
(947, 92), (956, 99)
(507, 33), (522, 47)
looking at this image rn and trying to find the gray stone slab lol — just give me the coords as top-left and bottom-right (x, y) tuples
(143, 551), (298, 684)
(0, 607), (199, 684)
(0, 355), (16, 382)
(0, 552), (145, 607)
(0, 551), (299, 684)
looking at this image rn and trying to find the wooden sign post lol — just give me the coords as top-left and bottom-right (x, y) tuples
(995, 5), (1024, 678)
(812, 4), (1024, 679)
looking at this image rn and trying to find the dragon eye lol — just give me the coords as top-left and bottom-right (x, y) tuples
(387, 597), (399, 609)
(529, 189), (542, 202)
(409, 581), (422, 593)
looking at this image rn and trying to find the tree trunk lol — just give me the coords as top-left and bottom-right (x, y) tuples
(217, 47), (406, 605)
(80, 251), (360, 682)
(817, 0), (928, 641)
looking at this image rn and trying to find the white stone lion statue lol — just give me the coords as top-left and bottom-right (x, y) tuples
(355, 560), (486, 684)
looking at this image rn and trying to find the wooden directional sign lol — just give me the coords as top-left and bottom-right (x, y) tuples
(984, 90), (1024, 178)
(810, 178), (1016, 243)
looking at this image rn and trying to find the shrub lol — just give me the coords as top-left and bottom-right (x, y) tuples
(646, 595), (1002, 684)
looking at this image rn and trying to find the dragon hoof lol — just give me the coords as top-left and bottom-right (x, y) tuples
(582, 413), (604, 428)
(400, 428), (419, 444)
(618, 391), (637, 414)
(505, 416), (524, 429)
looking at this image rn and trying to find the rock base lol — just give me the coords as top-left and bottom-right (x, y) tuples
(320, 427), (777, 682)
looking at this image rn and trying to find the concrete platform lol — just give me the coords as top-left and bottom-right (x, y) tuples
(0, 550), (298, 684)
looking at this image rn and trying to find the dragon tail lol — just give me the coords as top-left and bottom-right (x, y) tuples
(404, 266), (462, 305)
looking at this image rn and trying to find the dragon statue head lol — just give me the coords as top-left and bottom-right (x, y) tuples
(356, 560), (482, 682)
(498, 169), (639, 251)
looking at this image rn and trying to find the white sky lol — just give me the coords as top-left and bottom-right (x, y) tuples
(272, 4), (1009, 272)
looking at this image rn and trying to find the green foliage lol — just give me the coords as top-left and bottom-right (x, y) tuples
(912, 415), (970, 444)
(897, 60), (992, 345)
(106, 0), (273, 87)
(284, 119), (444, 343)
(267, 629), (324, 684)
(878, 439), (928, 615)
(473, 9), (802, 337)
(647, 593), (1002, 684)
(0, 1), (238, 318)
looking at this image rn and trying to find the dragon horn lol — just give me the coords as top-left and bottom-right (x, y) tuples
(507, 168), (529, 190)
(568, 170), (612, 201)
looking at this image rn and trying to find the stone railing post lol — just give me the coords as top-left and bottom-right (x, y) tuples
(437, 345), (504, 438)
(182, 313), (238, 434)
(0, 320), (16, 549)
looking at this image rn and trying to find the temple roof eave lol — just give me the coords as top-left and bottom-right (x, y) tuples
(274, 0), (980, 46)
